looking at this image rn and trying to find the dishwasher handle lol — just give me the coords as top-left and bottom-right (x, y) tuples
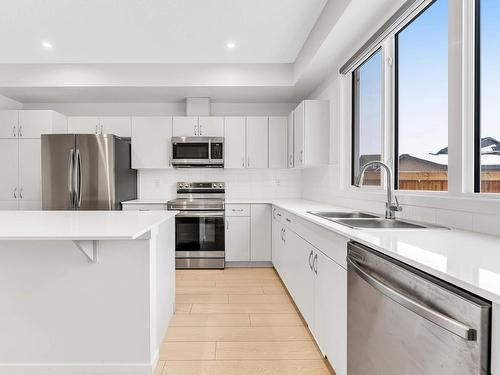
(347, 256), (477, 341)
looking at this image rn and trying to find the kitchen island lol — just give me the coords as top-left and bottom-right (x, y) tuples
(0, 210), (177, 375)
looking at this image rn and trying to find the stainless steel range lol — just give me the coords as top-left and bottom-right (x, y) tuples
(167, 182), (225, 269)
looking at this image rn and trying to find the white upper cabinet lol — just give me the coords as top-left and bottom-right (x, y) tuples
(224, 117), (246, 169)
(246, 116), (268, 169)
(198, 117), (224, 137)
(287, 111), (294, 168)
(0, 110), (19, 139)
(293, 100), (329, 168)
(1, 110), (67, 139)
(268, 116), (287, 169)
(100, 116), (131, 137)
(172, 116), (198, 137)
(131, 116), (173, 169)
(68, 116), (100, 134)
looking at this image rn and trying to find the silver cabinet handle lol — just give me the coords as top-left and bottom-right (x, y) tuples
(226, 219), (229, 230)
(199, 124), (202, 136)
(19, 188), (23, 199)
(282, 228), (286, 242)
(308, 250), (313, 270)
(277, 212), (282, 217)
(194, 125), (198, 136)
(242, 157), (245, 168)
(19, 125), (22, 137)
(247, 157), (250, 168)
(313, 253), (318, 274)
(346, 256), (476, 340)
(12, 125), (17, 137)
(286, 218), (291, 223)
(13, 187), (17, 199)
(168, 156), (172, 167)
(232, 208), (244, 212)
(95, 125), (98, 134)
(300, 150), (303, 163)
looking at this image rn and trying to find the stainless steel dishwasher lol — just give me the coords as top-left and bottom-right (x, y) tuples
(347, 242), (491, 375)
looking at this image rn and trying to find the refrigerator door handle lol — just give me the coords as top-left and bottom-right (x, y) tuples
(76, 149), (82, 208)
(68, 148), (75, 207)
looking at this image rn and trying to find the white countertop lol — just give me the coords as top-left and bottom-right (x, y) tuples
(226, 198), (500, 304)
(0, 210), (177, 240)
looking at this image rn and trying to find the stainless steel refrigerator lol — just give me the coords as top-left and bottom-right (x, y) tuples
(41, 134), (137, 210)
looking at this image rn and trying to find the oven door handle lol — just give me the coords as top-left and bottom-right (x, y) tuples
(176, 211), (224, 218)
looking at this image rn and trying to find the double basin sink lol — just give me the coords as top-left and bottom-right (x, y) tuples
(307, 211), (444, 230)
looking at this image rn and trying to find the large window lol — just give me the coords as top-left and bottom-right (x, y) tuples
(476, 0), (500, 193)
(352, 49), (383, 186)
(395, 0), (448, 191)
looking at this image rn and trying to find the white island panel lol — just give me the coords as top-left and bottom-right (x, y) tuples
(0, 212), (176, 375)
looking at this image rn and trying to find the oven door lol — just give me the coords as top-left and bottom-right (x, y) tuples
(175, 211), (225, 268)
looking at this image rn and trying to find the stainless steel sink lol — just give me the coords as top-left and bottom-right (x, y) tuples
(333, 218), (428, 229)
(308, 211), (379, 219)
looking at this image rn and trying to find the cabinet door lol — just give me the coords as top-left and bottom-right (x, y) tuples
(287, 112), (294, 168)
(250, 204), (272, 261)
(286, 230), (314, 327)
(18, 139), (41, 203)
(293, 102), (305, 167)
(68, 117), (100, 134)
(0, 139), (19, 202)
(198, 117), (224, 137)
(18, 110), (53, 138)
(0, 110), (19, 139)
(271, 215), (283, 274)
(225, 216), (250, 262)
(246, 116), (268, 169)
(100, 116), (131, 137)
(131, 117), (173, 169)
(224, 117), (246, 169)
(172, 117), (198, 137)
(268, 116), (287, 169)
(314, 252), (347, 375)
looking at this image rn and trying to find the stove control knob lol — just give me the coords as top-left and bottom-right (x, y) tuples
(213, 183), (217, 188)
(219, 183), (223, 188)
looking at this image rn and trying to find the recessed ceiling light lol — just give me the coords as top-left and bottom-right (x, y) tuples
(42, 41), (53, 49)
(226, 42), (236, 49)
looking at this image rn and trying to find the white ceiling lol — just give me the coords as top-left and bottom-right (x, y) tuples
(0, 0), (327, 64)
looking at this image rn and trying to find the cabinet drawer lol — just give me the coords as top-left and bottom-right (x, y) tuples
(225, 204), (250, 217)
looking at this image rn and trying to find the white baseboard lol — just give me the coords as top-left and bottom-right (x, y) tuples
(0, 362), (155, 375)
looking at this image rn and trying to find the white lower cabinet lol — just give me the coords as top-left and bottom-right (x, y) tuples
(250, 204), (271, 261)
(313, 250), (347, 375)
(225, 204), (272, 263)
(225, 216), (250, 262)
(272, 205), (347, 375)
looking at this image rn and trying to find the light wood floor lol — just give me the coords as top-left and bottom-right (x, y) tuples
(156, 267), (333, 375)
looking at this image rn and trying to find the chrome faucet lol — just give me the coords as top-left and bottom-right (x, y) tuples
(354, 161), (402, 219)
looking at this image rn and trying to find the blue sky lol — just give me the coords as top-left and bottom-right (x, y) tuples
(481, 0), (500, 145)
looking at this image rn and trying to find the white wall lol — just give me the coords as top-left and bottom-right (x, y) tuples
(139, 169), (302, 201)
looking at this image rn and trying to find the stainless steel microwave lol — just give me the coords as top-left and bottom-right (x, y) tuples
(171, 137), (224, 168)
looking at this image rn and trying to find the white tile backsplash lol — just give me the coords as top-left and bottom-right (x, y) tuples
(139, 168), (302, 200)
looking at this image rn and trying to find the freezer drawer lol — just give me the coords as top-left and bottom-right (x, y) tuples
(347, 242), (491, 375)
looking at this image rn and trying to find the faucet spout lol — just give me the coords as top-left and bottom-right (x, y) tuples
(354, 161), (402, 219)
